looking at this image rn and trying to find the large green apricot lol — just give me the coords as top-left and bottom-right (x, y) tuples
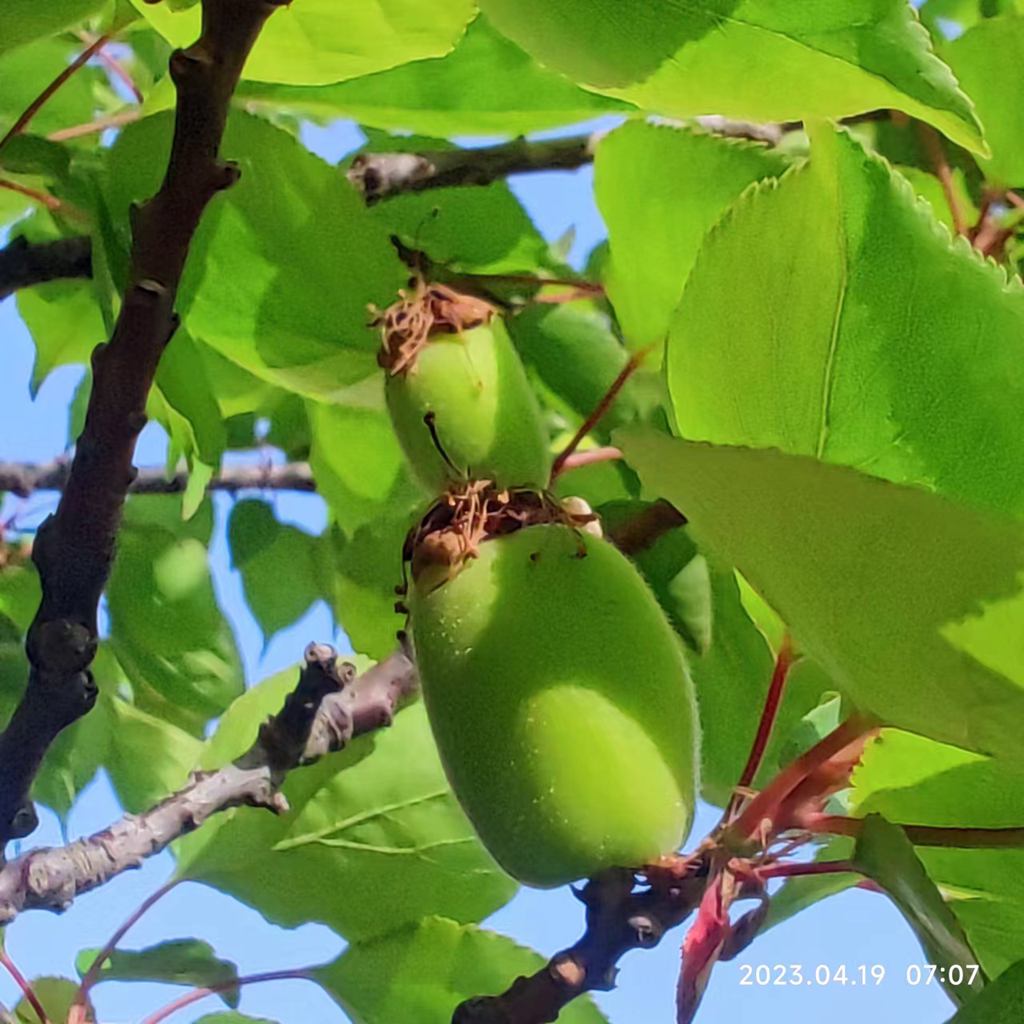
(385, 318), (551, 493)
(409, 523), (699, 887)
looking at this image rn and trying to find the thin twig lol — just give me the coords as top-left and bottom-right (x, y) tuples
(916, 123), (967, 236)
(0, 35), (111, 155)
(0, 950), (50, 1024)
(550, 348), (652, 480)
(556, 446), (622, 473)
(754, 859), (860, 881)
(140, 968), (314, 1024)
(77, 32), (143, 103)
(0, 178), (62, 212)
(70, 879), (180, 1019)
(48, 109), (142, 142)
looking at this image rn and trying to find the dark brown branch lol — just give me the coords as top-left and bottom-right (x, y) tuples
(0, 0), (284, 850)
(606, 499), (687, 556)
(454, 867), (707, 1024)
(0, 237), (92, 300)
(0, 644), (418, 924)
(0, 460), (316, 497)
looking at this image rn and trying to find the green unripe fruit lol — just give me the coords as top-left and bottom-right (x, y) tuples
(410, 523), (700, 887)
(381, 290), (551, 493)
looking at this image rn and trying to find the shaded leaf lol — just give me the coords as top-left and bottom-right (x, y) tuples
(853, 814), (985, 1004)
(618, 431), (1024, 761)
(315, 916), (607, 1024)
(2, 2), (105, 57)
(75, 940), (240, 1007)
(947, 960), (1024, 1023)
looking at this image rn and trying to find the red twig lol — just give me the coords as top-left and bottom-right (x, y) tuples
(48, 109), (141, 142)
(0, 949), (50, 1024)
(139, 968), (314, 1024)
(809, 815), (1024, 849)
(70, 879), (178, 1019)
(916, 123), (967, 236)
(0, 35), (111, 154)
(753, 859), (860, 881)
(732, 634), (796, 805)
(0, 178), (62, 212)
(1006, 190), (1024, 211)
(550, 348), (651, 480)
(77, 32), (143, 103)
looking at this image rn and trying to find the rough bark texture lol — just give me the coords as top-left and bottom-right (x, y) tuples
(0, 645), (418, 923)
(0, 0), (286, 850)
(0, 459), (316, 497)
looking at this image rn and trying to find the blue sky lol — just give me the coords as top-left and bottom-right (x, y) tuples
(0, 118), (955, 1024)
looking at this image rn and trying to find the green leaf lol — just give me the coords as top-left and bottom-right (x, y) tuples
(480, 0), (985, 153)
(667, 125), (1024, 519)
(315, 916), (608, 1024)
(13, 977), (91, 1023)
(307, 394), (422, 536)
(2, 1), (105, 57)
(17, 281), (106, 394)
(106, 497), (243, 724)
(175, 675), (516, 942)
(594, 122), (786, 349)
(75, 940), (240, 1006)
(946, 16), (1024, 186)
(130, 0), (476, 86)
(0, 38), (104, 135)
(617, 430), (1024, 761)
(853, 729), (1024, 978)
(238, 17), (633, 137)
(99, 111), (406, 396)
(853, 814), (985, 1004)
(507, 302), (651, 439)
(228, 500), (322, 643)
(948, 960), (1024, 1023)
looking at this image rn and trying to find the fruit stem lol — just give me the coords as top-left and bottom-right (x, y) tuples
(551, 348), (652, 480)
(557, 446), (623, 473)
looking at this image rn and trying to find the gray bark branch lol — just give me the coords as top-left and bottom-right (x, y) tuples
(0, 645), (418, 925)
(0, 460), (316, 498)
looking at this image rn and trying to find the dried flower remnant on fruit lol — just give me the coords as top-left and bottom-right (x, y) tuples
(372, 279), (495, 374)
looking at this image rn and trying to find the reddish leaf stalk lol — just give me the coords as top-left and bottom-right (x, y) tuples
(139, 968), (314, 1024)
(71, 879), (179, 1017)
(557, 446), (623, 473)
(809, 815), (1024, 849)
(78, 32), (143, 103)
(727, 716), (876, 843)
(551, 348), (651, 480)
(754, 859), (860, 881)
(0, 949), (49, 1024)
(0, 35), (112, 154)
(48, 110), (142, 142)
(732, 634), (796, 803)
(0, 179), (62, 212)
(916, 123), (967, 236)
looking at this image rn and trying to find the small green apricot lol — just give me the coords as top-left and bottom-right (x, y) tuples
(409, 523), (700, 887)
(384, 314), (551, 493)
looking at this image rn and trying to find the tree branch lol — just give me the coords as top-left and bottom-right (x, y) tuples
(0, 237), (92, 300)
(0, 0), (285, 850)
(0, 644), (418, 925)
(454, 866), (707, 1024)
(0, 459), (316, 498)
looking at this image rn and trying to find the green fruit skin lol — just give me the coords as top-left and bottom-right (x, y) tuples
(410, 524), (700, 887)
(385, 319), (551, 493)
